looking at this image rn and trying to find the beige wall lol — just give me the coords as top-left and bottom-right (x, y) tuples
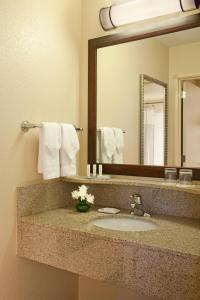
(97, 39), (168, 164)
(0, 0), (82, 299)
(168, 41), (200, 165)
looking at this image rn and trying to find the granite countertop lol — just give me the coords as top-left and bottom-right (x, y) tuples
(21, 207), (200, 258)
(18, 179), (200, 299)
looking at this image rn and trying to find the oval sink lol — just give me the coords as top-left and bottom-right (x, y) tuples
(90, 216), (158, 232)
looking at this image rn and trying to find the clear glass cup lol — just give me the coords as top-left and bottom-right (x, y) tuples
(179, 169), (193, 185)
(164, 168), (177, 183)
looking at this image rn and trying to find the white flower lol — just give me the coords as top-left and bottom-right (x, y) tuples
(78, 185), (88, 199)
(71, 190), (79, 200)
(86, 194), (94, 204)
(72, 185), (94, 205)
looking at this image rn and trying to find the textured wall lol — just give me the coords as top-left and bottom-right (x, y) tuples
(0, 0), (82, 299)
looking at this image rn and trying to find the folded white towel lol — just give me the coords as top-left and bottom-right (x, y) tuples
(113, 128), (124, 164)
(100, 127), (116, 163)
(60, 123), (80, 177)
(38, 122), (61, 180)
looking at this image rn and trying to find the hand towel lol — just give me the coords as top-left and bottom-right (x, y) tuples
(100, 127), (116, 163)
(113, 128), (124, 164)
(38, 122), (61, 180)
(60, 124), (80, 177)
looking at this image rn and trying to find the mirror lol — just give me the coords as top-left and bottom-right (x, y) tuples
(88, 21), (200, 178)
(140, 75), (167, 166)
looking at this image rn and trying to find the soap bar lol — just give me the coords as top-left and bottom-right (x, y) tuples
(97, 208), (120, 214)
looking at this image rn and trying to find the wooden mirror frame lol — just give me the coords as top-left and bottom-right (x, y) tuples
(88, 17), (200, 179)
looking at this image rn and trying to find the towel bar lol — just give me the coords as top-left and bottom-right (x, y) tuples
(21, 120), (84, 132)
(97, 128), (126, 134)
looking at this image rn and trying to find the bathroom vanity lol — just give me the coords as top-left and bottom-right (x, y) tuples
(17, 177), (200, 300)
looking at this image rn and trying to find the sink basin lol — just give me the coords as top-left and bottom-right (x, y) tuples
(90, 216), (158, 232)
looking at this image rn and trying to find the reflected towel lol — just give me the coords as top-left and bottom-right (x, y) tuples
(113, 128), (124, 164)
(100, 127), (116, 163)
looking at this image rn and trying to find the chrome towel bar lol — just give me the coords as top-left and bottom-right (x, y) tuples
(21, 120), (83, 132)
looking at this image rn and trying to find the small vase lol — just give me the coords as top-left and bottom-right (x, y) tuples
(76, 199), (90, 213)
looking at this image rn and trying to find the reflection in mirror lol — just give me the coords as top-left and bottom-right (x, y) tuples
(96, 26), (200, 168)
(140, 75), (167, 166)
(182, 79), (200, 167)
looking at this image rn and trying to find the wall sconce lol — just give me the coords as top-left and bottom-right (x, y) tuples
(99, 0), (200, 31)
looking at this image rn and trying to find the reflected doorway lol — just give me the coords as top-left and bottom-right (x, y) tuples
(181, 77), (200, 167)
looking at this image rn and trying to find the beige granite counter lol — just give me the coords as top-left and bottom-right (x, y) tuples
(18, 207), (200, 300)
(21, 208), (200, 257)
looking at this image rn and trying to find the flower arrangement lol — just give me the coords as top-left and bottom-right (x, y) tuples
(72, 185), (94, 212)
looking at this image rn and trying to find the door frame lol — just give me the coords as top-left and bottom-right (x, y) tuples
(177, 74), (200, 166)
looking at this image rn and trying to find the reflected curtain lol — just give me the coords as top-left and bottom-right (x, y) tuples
(144, 103), (164, 165)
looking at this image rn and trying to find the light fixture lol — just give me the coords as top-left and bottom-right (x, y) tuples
(99, 0), (200, 31)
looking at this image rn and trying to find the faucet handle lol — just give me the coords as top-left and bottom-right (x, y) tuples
(130, 193), (142, 205)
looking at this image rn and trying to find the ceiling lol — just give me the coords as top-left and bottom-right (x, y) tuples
(156, 27), (200, 47)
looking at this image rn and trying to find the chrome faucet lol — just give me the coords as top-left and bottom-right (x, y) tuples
(130, 193), (145, 216)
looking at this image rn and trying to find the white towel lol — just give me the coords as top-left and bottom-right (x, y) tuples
(60, 124), (80, 177)
(100, 127), (116, 163)
(113, 128), (124, 164)
(38, 122), (61, 180)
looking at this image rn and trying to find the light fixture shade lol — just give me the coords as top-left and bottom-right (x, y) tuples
(99, 0), (199, 31)
(99, 7), (115, 31)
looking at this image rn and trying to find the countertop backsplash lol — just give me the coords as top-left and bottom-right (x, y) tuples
(17, 176), (200, 219)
